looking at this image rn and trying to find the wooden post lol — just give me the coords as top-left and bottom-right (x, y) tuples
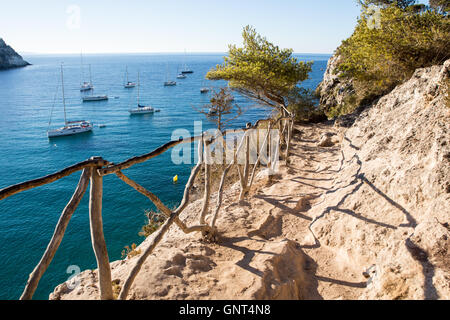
(200, 140), (211, 225)
(88, 157), (113, 300)
(210, 163), (232, 228)
(286, 119), (293, 164)
(239, 134), (250, 200)
(267, 125), (272, 169)
(248, 123), (272, 191)
(20, 169), (90, 300)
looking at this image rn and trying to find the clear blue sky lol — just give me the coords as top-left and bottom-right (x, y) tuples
(0, 0), (427, 54)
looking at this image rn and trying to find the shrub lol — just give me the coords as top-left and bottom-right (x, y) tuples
(287, 88), (327, 123)
(138, 209), (167, 238)
(330, 4), (450, 116)
(121, 243), (141, 259)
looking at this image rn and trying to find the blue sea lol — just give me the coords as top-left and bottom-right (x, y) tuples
(0, 53), (330, 300)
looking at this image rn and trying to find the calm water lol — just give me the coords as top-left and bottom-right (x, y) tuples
(0, 53), (330, 299)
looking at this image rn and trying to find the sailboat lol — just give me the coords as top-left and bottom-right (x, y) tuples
(129, 71), (160, 114)
(176, 67), (187, 79)
(200, 79), (210, 94)
(181, 65), (193, 74)
(80, 52), (94, 92)
(82, 94), (108, 102)
(124, 66), (136, 88)
(164, 63), (176, 86)
(180, 50), (193, 74)
(82, 64), (108, 102)
(48, 64), (93, 138)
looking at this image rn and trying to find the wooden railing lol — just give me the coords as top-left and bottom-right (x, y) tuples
(0, 116), (294, 300)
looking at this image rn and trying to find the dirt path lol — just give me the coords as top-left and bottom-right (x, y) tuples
(229, 122), (367, 300)
(53, 122), (368, 300)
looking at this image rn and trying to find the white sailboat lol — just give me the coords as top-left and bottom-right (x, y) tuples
(129, 71), (160, 114)
(80, 63), (108, 101)
(164, 63), (176, 86)
(81, 64), (108, 102)
(80, 53), (94, 92)
(48, 64), (93, 138)
(200, 80), (210, 94)
(176, 66), (187, 79)
(124, 66), (136, 88)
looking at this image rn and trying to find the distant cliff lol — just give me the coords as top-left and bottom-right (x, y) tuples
(0, 38), (30, 70)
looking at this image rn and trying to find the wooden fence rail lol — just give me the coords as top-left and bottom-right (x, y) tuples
(0, 116), (293, 300)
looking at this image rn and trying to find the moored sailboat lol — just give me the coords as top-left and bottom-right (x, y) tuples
(48, 64), (93, 138)
(124, 66), (136, 88)
(82, 94), (109, 102)
(180, 50), (193, 74)
(164, 63), (177, 86)
(129, 71), (160, 114)
(80, 53), (94, 92)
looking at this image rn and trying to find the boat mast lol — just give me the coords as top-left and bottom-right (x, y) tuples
(137, 71), (140, 105)
(166, 62), (171, 82)
(89, 64), (92, 85)
(61, 64), (67, 125)
(80, 51), (85, 85)
(126, 66), (129, 83)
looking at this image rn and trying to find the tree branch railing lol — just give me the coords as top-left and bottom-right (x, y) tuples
(0, 116), (294, 300)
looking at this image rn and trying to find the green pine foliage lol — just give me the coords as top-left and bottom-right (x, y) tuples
(327, 4), (449, 117)
(206, 26), (316, 118)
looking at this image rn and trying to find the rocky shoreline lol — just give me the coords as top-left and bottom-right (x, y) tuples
(0, 38), (30, 70)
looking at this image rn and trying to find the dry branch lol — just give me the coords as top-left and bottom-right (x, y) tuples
(0, 158), (104, 201)
(20, 169), (90, 300)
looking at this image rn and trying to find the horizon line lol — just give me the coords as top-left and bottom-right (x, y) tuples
(20, 51), (333, 56)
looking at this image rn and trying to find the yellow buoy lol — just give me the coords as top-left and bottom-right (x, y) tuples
(173, 175), (178, 183)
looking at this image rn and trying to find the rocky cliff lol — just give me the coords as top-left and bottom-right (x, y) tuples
(51, 60), (449, 300)
(311, 59), (450, 299)
(0, 38), (30, 70)
(316, 53), (354, 116)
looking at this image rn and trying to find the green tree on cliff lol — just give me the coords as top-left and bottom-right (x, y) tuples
(206, 26), (313, 117)
(325, 2), (450, 117)
(429, 0), (450, 13)
(357, 0), (416, 8)
(196, 87), (243, 133)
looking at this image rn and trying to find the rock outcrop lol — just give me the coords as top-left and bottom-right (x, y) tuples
(316, 53), (354, 115)
(0, 38), (30, 70)
(333, 59), (450, 299)
(308, 59), (450, 300)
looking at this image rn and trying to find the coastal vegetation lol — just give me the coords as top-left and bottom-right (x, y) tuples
(324, 0), (450, 117)
(206, 26), (323, 121)
(139, 209), (168, 238)
(196, 87), (243, 132)
(121, 243), (141, 259)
